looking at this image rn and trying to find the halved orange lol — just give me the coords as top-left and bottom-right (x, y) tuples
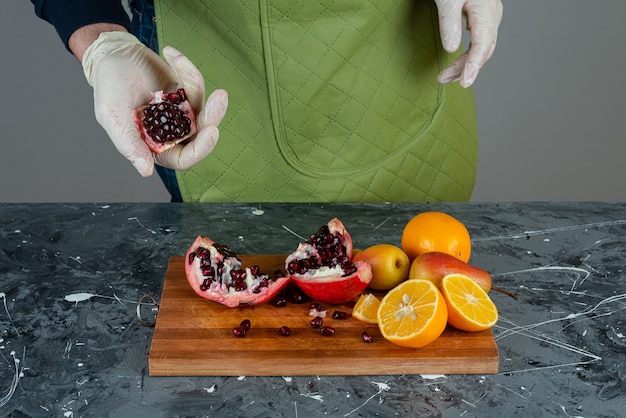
(377, 280), (448, 348)
(352, 293), (381, 324)
(440, 273), (498, 332)
(401, 211), (471, 262)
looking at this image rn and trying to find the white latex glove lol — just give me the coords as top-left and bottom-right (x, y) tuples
(82, 32), (228, 177)
(435, 0), (503, 87)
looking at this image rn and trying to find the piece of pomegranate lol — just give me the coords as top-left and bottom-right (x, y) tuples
(185, 236), (290, 307)
(132, 88), (197, 154)
(285, 218), (372, 304)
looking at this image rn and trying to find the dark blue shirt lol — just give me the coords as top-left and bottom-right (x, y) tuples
(31, 0), (131, 51)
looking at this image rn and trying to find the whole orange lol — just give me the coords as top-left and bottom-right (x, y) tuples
(401, 211), (471, 263)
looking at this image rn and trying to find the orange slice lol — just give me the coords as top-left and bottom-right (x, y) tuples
(352, 293), (381, 324)
(377, 280), (448, 348)
(440, 273), (498, 332)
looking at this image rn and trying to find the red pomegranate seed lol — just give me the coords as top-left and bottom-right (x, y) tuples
(310, 316), (323, 328)
(232, 326), (247, 338)
(271, 296), (288, 307)
(278, 326), (291, 336)
(289, 288), (306, 304)
(320, 326), (335, 336)
(332, 310), (347, 320)
(309, 302), (323, 312)
(239, 319), (251, 331)
(362, 331), (373, 343)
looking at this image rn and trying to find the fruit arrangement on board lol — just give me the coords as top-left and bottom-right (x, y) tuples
(183, 212), (511, 349)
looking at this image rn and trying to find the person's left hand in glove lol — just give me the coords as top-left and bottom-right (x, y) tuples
(435, 0), (504, 87)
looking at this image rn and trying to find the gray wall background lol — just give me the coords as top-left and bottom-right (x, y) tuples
(2, 1), (625, 203)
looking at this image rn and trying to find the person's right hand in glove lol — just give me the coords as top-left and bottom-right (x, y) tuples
(73, 25), (228, 177)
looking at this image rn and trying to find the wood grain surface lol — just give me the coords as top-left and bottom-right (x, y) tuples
(148, 256), (499, 376)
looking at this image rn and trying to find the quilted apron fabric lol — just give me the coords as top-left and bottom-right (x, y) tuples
(154, 0), (478, 202)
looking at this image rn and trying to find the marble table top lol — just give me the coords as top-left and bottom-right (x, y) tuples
(0, 202), (624, 417)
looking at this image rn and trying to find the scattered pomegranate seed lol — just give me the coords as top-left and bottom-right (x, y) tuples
(361, 331), (373, 343)
(278, 326), (291, 336)
(332, 310), (348, 320)
(289, 288), (306, 304)
(309, 302), (323, 312)
(232, 326), (247, 338)
(320, 326), (335, 336)
(310, 316), (323, 328)
(308, 302), (327, 317)
(271, 295), (288, 307)
(239, 319), (251, 331)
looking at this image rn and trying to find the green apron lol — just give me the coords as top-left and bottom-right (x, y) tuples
(155, 0), (478, 202)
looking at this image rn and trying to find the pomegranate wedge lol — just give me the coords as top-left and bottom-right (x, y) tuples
(185, 236), (290, 307)
(285, 218), (372, 304)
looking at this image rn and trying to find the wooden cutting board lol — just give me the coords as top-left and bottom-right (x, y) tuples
(148, 255), (499, 376)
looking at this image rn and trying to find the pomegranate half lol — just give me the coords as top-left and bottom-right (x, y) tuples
(185, 236), (290, 307)
(132, 88), (197, 154)
(285, 218), (372, 304)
